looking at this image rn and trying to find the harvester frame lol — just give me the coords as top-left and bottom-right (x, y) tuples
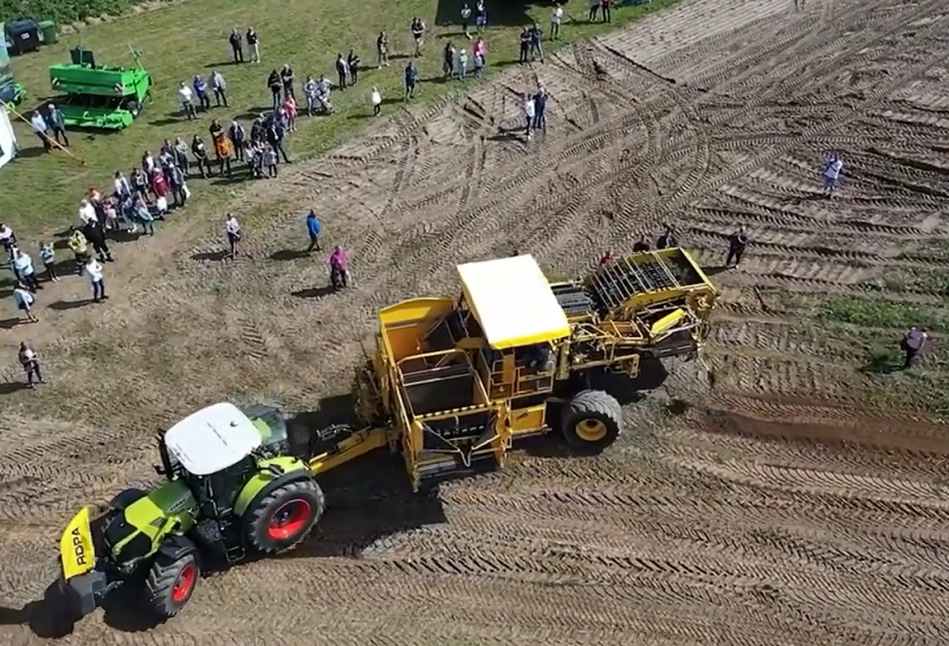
(57, 248), (717, 622)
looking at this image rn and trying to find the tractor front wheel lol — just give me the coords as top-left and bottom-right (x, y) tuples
(143, 551), (200, 619)
(561, 389), (622, 452)
(244, 479), (325, 555)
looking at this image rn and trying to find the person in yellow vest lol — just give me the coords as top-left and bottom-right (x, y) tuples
(67, 228), (91, 276)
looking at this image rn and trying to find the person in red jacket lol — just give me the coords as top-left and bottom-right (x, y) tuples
(599, 250), (615, 265)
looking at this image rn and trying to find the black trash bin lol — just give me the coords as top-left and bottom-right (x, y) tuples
(5, 19), (40, 55)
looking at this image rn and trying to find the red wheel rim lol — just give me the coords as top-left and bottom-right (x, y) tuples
(171, 563), (196, 603)
(267, 498), (312, 540)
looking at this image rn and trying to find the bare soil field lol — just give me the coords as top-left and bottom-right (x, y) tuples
(3, 0), (949, 643)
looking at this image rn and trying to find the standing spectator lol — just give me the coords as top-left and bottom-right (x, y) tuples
(132, 195), (156, 236)
(601, 0), (614, 23)
(529, 24), (545, 62)
(170, 164), (188, 208)
(229, 121), (246, 162)
(83, 217), (114, 263)
(371, 87), (382, 116)
(178, 82), (197, 120)
(281, 64), (295, 100)
(405, 60), (419, 100)
(267, 117), (291, 164)
(457, 47), (469, 79)
(473, 49), (484, 78)
(599, 250), (615, 266)
(224, 214), (242, 259)
(533, 86), (547, 132)
(0, 223), (17, 259)
(335, 54), (349, 90)
(475, 1), (487, 33)
(47, 103), (69, 147)
(84, 257), (107, 303)
(519, 28), (530, 64)
(67, 228), (90, 274)
(151, 168), (170, 213)
(461, 3), (472, 39)
(726, 227), (749, 268)
(305, 210), (322, 253)
(13, 248), (39, 292)
(377, 31), (390, 68)
(264, 144), (278, 178)
(39, 241), (58, 282)
(657, 226), (678, 249)
(142, 149), (156, 174)
(191, 135), (213, 178)
(473, 37), (487, 67)
(247, 27), (261, 63)
(30, 109), (51, 152)
(283, 95), (298, 132)
(588, 0), (599, 21)
(228, 28), (244, 63)
(131, 167), (149, 199)
(113, 170), (132, 199)
(522, 93), (535, 141)
(18, 342), (44, 388)
(444, 42), (456, 79)
(329, 245), (351, 288)
(12, 283), (37, 323)
(347, 49), (361, 85)
(304, 75), (319, 115)
(193, 75), (211, 111)
(79, 198), (97, 227)
(632, 234), (650, 252)
(902, 326), (929, 369)
(173, 137), (190, 175)
(210, 70), (228, 107)
(268, 69), (282, 111)
(822, 152), (844, 198)
(411, 17), (426, 56)
(551, 4), (564, 40)
(210, 119), (233, 177)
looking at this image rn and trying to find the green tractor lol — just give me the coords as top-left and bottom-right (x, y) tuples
(58, 402), (325, 620)
(48, 46), (152, 130)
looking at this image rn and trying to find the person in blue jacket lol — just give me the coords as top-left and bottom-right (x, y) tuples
(306, 210), (322, 253)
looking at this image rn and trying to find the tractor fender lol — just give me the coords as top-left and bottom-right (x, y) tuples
(233, 456), (311, 518)
(155, 534), (199, 564)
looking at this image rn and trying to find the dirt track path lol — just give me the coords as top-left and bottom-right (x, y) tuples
(3, 0), (949, 643)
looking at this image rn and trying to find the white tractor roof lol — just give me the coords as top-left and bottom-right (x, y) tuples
(164, 402), (262, 476)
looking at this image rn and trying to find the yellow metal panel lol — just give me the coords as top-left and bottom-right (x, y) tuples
(650, 308), (686, 337)
(509, 404), (547, 436)
(60, 506), (95, 580)
(379, 297), (456, 326)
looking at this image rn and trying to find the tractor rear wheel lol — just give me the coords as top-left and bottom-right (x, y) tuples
(244, 479), (325, 555)
(143, 550), (200, 619)
(561, 389), (622, 452)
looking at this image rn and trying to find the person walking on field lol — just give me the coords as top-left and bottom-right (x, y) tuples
(522, 93), (536, 141)
(225, 213), (242, 259)
(306, 210), (322, 252)
(47, 103), (69, 147)
(901, 326), (928, 369)
(18, 342), (45, 388)
(371, 87), (382, 116)
(725, 226), (749, 268)
(405, 60), (419, 100)
(12, 282), (37, 323)
(822, 152), (844, 198)
(329, 245), (351, 289)
(377, 31), (389, 68)
(84, 257), (107, 303)
(30, 109), (52, 152)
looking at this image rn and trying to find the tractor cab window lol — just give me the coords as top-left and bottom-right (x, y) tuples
(483, 343), (555, 399)
(189, 456), (255, 517)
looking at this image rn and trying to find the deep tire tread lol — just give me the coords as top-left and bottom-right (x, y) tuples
(562, 389), (623, 452)
(143, 551), (199, 619)
(244, 478), (325, 555)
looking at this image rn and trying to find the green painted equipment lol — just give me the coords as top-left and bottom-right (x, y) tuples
(48, 46), (151, 130)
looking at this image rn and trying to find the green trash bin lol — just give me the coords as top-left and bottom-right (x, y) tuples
(38, 20), (58, 45)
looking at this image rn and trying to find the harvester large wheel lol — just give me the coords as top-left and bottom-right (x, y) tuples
(244, 478), (325, 555)
(143, 550), (200, 619)
(561, 389), (622, 452)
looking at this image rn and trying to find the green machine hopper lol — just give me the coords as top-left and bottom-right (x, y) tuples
(48, 47), (151, 130)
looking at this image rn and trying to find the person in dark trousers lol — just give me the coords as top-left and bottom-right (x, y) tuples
(229, 120), (246, 162)
(210, 70), (228, 107)
(347, 49), (360, 85)
(18, 342), (44, 388)
(600, 0), (614, 23)
(902, 326), (928, 369)
(726, 227), (748, 268)
(657, 226), (678, 249)
(529, 24), (544, 62)
(405, 61), (419, 100)
(83, 219), (113, 262)
(193, 74), (211, 111)
(519, 28), (530, 64)
(306, 210), (322, 252)
(247, 28), (261, 63)
(210, 119), (233, 177)
(191, 135), (213, 178)
(47, 103), (69, 147)
(268, 69), (282, 110)
(229, 29), (244, 63)
(632, 235), (650, 252)
(170, 164), (187, 208)
(280, 64), (295, 100)
(533, 86), (547, 132)
(335, 54), (348, 90)
(443, 42), (456, 79)
(411, 17), (426, 56)
(84, 257), (107, 303)
(39, 241), (58, 281)
(267, 118), (290, 164)
(224, 214), (242, 259)
(377, 31), (389, 68)
(588, 0), (599, 22)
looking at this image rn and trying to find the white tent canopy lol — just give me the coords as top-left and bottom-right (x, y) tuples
(0, 107), (17, 171)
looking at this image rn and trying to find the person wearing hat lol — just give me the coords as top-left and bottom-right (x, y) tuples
(47, 103), (69, 147)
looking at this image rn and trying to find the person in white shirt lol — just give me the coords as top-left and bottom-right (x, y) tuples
(0, 223), (16, 259)
(113, 171), (131, 199)
(18, 342), (44, 388)
(30, 110), (52, 152)
(12, 283), (37, 323)
(371, 87), (382, 116)
(84, 258), (107, 302)
(78, 199), (98, 226)
(522, 94), (536, 141)
(224, 214), (242, 259)
(178, 82), (197, 120)
(822, 152), (844, 198)
(12, 248), (38, 291)
(551, 4), (564, 40)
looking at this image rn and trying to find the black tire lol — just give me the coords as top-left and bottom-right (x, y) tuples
(108, 487), (146, 511)
(244, 478), (325, 555)
(561, 389), (622, 452)
(142, 550), (200, 619)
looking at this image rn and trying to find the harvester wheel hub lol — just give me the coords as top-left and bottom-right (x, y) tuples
(575, 419), (608, 442)
(267, 499), (313, 540)
(171, 564), (197, 603)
